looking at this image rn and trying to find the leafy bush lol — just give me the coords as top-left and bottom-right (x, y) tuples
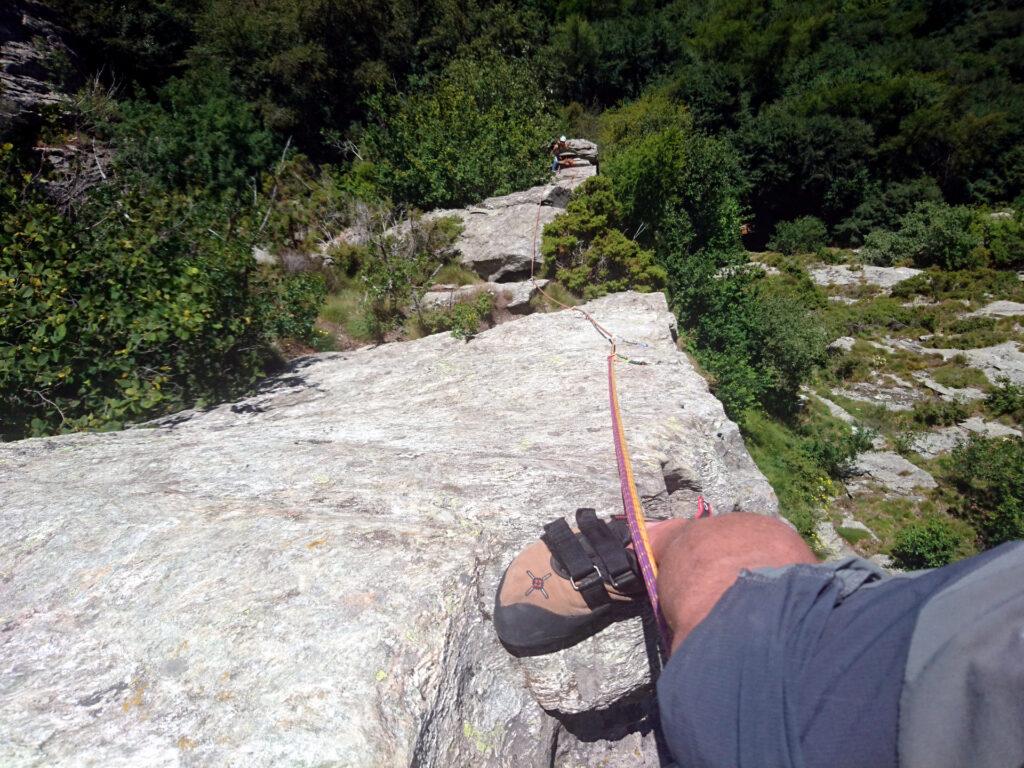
(768, 217), (828, 255)
(604, 123), (741, 261)
(361, 55), (556, 208)
(972, 209), (1024, 270)
(949, 436), (1024, 547)
(351, 207), (461, 339)
(541, 176), (666, 300)
(418, 292), (494, 340)
(987, 378), (1024, 422)
(677, 256), (827, 420)
(835, 177), (944, 246)
(910, 399), (967, 428)
(111, 70), (275, 196)
(891, 516), (973, 569)
(862, 203), (984, 270)
(0, 145), (317, 438)
(263, 272), (327, 344)
(803, 424), (874, 478)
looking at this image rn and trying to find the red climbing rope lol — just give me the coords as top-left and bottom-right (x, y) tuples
(529, 199), (672, 655)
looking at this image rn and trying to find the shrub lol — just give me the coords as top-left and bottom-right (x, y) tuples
(891, 516), (972, 569)
(768, 216), (828, 255)
(910, 399), (967, 427)
(863, 203), (984, 271)
(418, 291), (494, 340)
(361, 55), (556, 208)
(803, 424), (874, 478)
(351, 206), (460, 339)
(111, 70), (276, 196)
(0, 145), (315, 438)
(973, 209), (1024, 270)
(987, 378), (1024, 422)
(541, 176), (666, 300)
(605, 126), (742, 259)
(679, 256), (827, 421)
(949, 436), (1024, 548)
(262, 272), (327, 344)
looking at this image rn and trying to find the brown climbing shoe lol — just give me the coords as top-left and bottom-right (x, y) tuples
(493, 508), (647, 657)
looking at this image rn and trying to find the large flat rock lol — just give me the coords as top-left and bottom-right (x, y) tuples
(0, 292), (776, 767)
(809, 264), (922, 291)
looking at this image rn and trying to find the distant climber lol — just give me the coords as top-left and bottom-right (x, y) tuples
(549, 136), (600, 174)
(550, 136), (568, 172)
(495, 510), (1024, 768)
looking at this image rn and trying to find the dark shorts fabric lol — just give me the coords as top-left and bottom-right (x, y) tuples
(656, 541), (1024, 768)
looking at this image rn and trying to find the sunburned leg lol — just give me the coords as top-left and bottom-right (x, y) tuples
(649, 513), (818, 653)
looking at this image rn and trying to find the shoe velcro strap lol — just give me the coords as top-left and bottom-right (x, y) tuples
(576, 508), (639, 592)
(542, 517), (610, 609)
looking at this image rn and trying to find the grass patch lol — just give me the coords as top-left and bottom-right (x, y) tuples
(530, 280), (580, 311)
(891, 268), (1024, 304)
(837, 526), (872, 545)
(741, 409), (834, 540)
(432, 262), (483, 286)
(820, 295), (936, 340)
(930, 363), (990, 390)
(318, 285), (379, 342)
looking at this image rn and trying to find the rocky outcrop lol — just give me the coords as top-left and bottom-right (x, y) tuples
(965, 300), (1024, 318)
(436, 165), (598, 282)
(833, 373), (924, 411)
(911, 417), (1022, 459)
(809, 264), (922, 291)
(1, 1), (75, 135)
(886, 338), (1024, 385)
(846, 451), (937, 498)
(0, 291), (777, 767)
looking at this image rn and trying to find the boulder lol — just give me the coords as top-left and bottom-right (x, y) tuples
(560, 139), (599, 164)
(832, 374), (923, 412)
(845, 451), (937, 497)
(809, 264), (922, 291)
(419, 279), (548, 314)
(827, 336), (856, 355)
(0, 291), (777, 767)
(815, 520), (858, 561)
(435, 165), (597, 282)
(814, 393), (856, 424)
(910, 371), (986, 404)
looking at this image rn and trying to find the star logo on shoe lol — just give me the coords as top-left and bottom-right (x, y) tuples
(525, 570), (552, 599)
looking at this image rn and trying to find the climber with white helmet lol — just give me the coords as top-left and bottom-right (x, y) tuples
(550, 135), (569, 172)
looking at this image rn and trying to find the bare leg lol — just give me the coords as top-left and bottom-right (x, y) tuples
(649, 513), (818, 653)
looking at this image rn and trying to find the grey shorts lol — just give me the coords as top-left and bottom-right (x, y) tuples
(656, 541), (1024, 768)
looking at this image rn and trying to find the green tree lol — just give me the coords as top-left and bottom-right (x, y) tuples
(361, 55), (557, 208)
(541, 176), (665, 299)
(949, 436), (1024, 548)
(0, 145), (320, 439)
(891, 516), (974, 570)
(768, 216), (828, 255)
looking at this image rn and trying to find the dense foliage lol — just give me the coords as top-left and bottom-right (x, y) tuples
(0, 144), (321, 438)
(891, 516), (973, 570)
(361, 56), (556, 208)
(541, 176), (665, 300)
(949, 436), (1024, 548)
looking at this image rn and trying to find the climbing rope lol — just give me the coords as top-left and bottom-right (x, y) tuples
(529, 200), (672, 656)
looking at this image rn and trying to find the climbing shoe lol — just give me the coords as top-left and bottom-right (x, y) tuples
(493, 507), (648, 657)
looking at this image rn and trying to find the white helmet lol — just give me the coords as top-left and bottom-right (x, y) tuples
(560, 135), (567, 142)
